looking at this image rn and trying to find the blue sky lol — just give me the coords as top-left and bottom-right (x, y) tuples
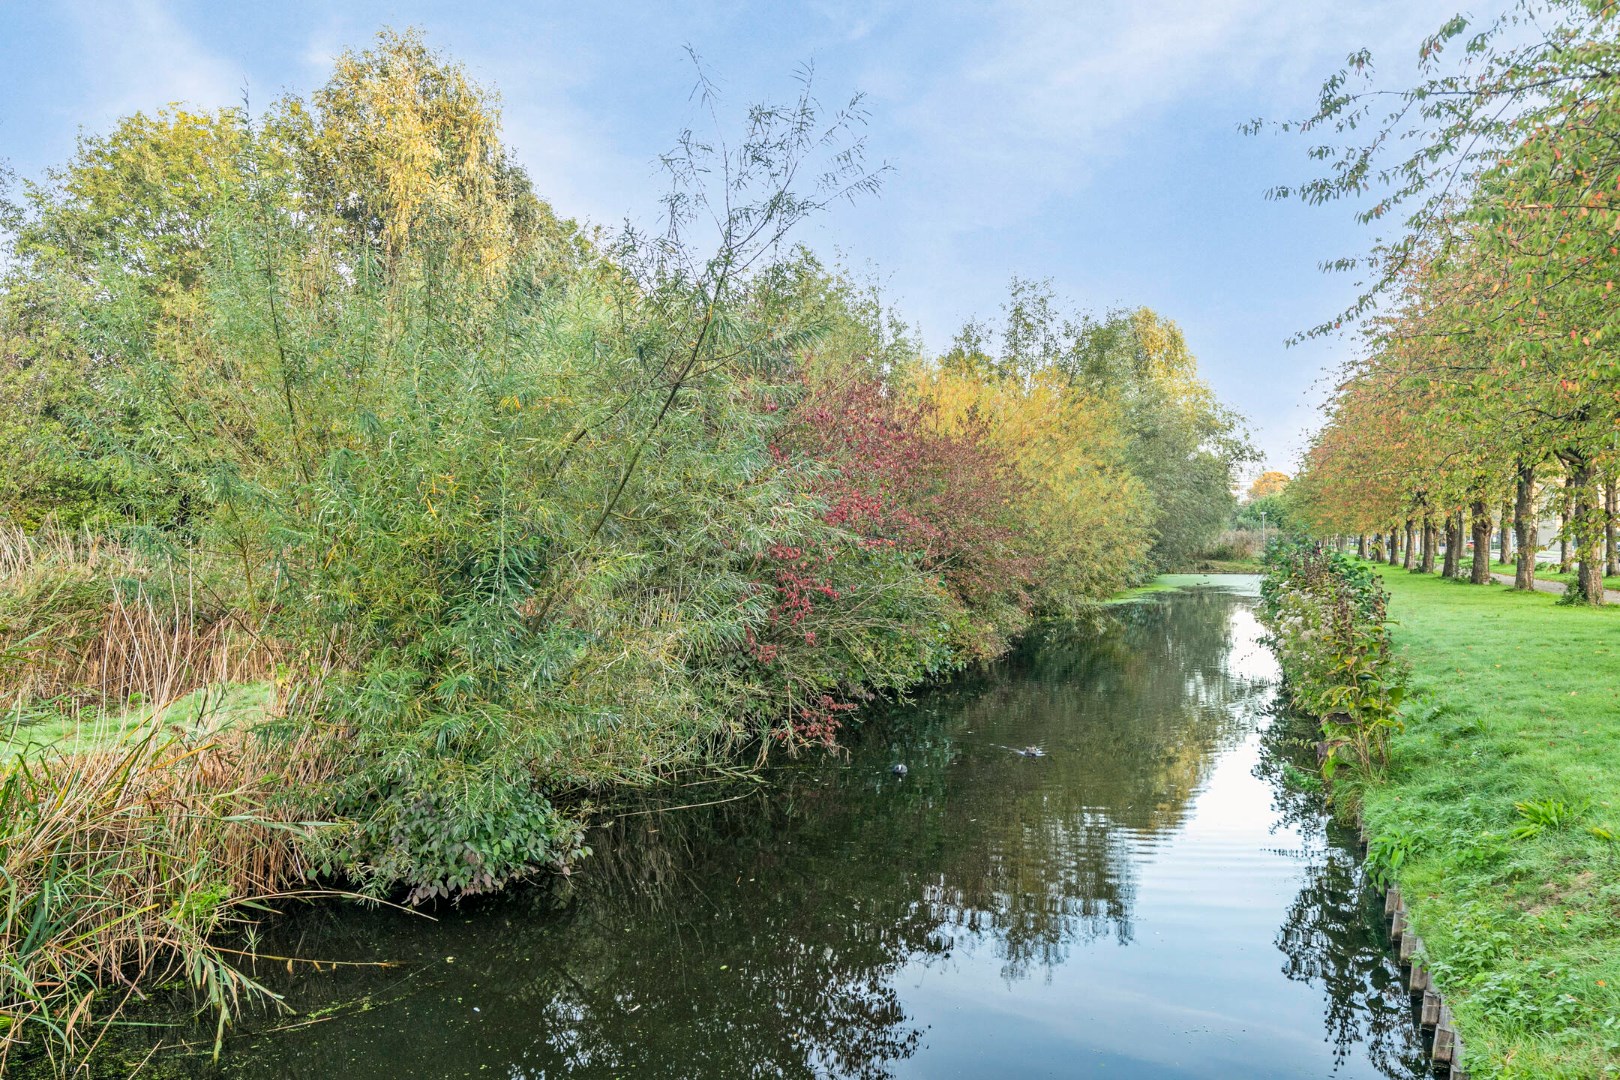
(0, 1), (1467, 475)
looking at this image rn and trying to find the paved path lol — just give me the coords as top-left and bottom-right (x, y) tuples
(1488, 571), (1620, 603)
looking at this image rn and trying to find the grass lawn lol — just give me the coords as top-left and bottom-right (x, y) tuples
(0, 681), (274, 760)
(1358, 563), (1620, 1077)
(1484, 559), (1620, 592)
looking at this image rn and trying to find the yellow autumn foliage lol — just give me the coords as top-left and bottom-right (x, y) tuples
(269, 28), (567, 280)
(1247, 471), (1291, 501)
(913, 368), (1153, 604)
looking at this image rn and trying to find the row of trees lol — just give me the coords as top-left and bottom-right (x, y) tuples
(0, 31), (1250, 899)
(1274, 1), (1620, 604)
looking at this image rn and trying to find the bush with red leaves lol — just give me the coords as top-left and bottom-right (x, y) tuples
(774, 371), (1034, 606)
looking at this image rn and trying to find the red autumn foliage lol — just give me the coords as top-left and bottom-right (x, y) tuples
(770, 694), (858, 748)
(743, 370), (1033, 749)
(774, 370), (1033, 604)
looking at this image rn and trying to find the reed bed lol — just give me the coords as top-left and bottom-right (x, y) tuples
(0, 527), (274, 712)
(0, 528), (333, 1072)
(0, 717), (335, 1073)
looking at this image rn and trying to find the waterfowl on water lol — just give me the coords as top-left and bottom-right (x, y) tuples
(990, 743), (1047, 758)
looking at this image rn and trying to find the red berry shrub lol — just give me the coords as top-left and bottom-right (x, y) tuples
(739, 370), (1038, 750)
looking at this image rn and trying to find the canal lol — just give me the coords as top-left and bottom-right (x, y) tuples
(161, 576), (1428, 1078)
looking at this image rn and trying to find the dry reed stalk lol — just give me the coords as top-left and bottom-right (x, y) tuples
(0, 527), (276, 711)
(0, 708), (339, 1073)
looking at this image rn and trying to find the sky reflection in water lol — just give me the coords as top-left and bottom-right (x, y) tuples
(174, 576), (1426, 1079)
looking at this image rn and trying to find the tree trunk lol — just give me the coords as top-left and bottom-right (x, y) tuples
(1442, 511), (1461, 579)
(1420, 514), (1437, 574)
(1371, 533), (1384, 562)
(1559, 482), (1573, 573)
(1387, 528), (1400, 567)
(1357, 534), (1366, 559)
(1464, 511), (1477, 579)
(1563, 453), (1606, 605)
(1514, 462), (1537, 590)
(1606, 475), (1619, 578)
(1470, 499), (1492, 584)
(1403, 519), (1415, 569)
(1499, 496), (1513, 567)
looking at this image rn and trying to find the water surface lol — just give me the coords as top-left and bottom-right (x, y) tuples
(178, 577), (1427, 1078)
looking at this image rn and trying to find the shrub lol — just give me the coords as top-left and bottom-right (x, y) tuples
(1259, 538), (1407, 778)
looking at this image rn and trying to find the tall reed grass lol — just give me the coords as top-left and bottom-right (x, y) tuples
(0, 719), (333, 1072)
(0, 528), (273, 713)
(1195, 528), (1262, 563)
(0, 528), (332, 1073)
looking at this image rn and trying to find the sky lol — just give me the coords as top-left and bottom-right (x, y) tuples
(0, 0), (1469, 476)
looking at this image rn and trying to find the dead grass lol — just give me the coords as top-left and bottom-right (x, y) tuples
(0, 528), (275, 710)
(0, 528), (346, 1073)
(0, 709), (339, 1073)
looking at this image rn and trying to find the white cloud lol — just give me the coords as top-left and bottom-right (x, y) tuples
(300, 20), (348, 81)
(63, 0), (243, 121)
(871, 0), (1461, 231)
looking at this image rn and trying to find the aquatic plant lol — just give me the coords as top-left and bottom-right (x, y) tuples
(1259, 538), (1408, 778)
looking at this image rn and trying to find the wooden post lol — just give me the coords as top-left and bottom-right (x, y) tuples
(1433, 1004), (1456, 1065)
(1376, 857), (1468, 1077)
(1421, 989), (1441, 1028)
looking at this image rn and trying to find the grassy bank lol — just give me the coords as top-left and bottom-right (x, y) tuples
(1357, 563), (1620, 1078)
(2, 682), (273, 760)
(0, 719), (336, 1073)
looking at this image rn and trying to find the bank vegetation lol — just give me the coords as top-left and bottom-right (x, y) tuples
(0, 29), (1250, 1070)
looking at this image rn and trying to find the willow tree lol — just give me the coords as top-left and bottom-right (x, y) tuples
(0, 107), (256, 526)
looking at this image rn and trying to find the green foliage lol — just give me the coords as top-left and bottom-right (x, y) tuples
(942, 280), (1254, 572)
(1259, 538), (1407, 778)
(1363, 826), (1415, 889)
(1235, 493), (1292, 532)
(1279, 760), (1324, 793)
(0, 28), (1257, 1071)
(1510, 797), (1588, 841)
(1275, 4), (1620, 604)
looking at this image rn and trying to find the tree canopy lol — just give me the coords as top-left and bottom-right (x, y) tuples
(1272, 1), (1620, 602)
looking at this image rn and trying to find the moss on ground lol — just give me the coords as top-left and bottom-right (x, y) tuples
(1356, 564), (1620, 1078)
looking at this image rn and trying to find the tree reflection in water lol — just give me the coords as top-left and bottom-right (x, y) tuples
(129, 583), (1422, 1080)
(1257, 708), (1430, 1078)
